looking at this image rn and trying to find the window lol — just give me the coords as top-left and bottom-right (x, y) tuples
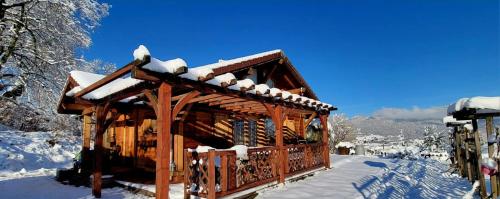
(265, 118), (275, 138)
(248, 120), (257, 147)
(233, 120), (244, 145)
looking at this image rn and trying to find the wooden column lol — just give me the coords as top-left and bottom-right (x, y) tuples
(299, 114), (305, 138)
(473, 119), (487, 198)
(319, 114), (330, 169)
(486, 116), (498, 198)
(173, 122), (184, 174)
(464, 128), (473, 181)
(208, 149), (216, 199)
(92, 105), (107, 198)
(497, 127), (500, 196)
(274, 105), (285, 184)
(455, 127), (463, 177)
(82, 114), (92, 171)
(156, 82), (172, 199)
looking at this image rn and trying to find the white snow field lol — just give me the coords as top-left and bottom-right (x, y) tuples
(258, 155), (475, 199)
(0, 130), (476, 198)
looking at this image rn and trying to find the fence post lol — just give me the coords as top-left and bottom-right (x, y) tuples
(208, 150), (216, 199)
(220, 153), (228, 193)
(183, 150), (189, 199)
(486, 116), (498, 198)
(472, 119), (487, 198)
(464, 129), (473, 181)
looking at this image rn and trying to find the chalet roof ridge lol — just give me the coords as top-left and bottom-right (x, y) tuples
(193, 49), (283, 70)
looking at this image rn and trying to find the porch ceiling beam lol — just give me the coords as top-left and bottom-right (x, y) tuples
(199, 96), (234, 103)
(75, 57), (150, 98)
(188, 94), (221, 103)
(208, 98), (246, 106)
(220, 101), (261, 108)
(128, 66), (325, 113)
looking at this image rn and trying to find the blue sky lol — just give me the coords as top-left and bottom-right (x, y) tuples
(85, 0), (499, 117)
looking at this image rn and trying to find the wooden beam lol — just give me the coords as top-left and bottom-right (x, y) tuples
(144, 90), (159, 116)
(172, 91), (200, 120)
(188, 94), (221, 103)
(199, 95), (234, 103)
(263, 65), (278, 83)
(304, 113), (317, 131)
(287, 88), (304, 95)
(75, 58), (150, 98)
(220, 101), (261, 108)
(156, 82), (172, 199)
(208, 98), (246, 106)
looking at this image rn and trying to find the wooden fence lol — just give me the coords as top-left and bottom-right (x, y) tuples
(184, 143), (325, 198)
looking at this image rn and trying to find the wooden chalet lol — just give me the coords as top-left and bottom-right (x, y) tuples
(57, 46), (336, 199)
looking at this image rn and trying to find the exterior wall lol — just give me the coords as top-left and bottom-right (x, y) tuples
(97, 108), (303, 172)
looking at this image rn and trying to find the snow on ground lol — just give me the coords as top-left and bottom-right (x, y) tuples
(0, 130), (156, 199)
(257, 155), (475, 199)
(0, 130), (477, 198)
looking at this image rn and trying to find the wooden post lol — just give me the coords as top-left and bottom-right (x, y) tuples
(455, 127), (463, 176)
(92, 105), (106, 198)
(497, 127), (500, 196)
(82, 114), (92, 171)
(183, 150), (189, 199)
(486, 116), (498, 198)
(156, 82), (172, 199)
(453, 127), (462, 174)
(221, 154), (228, 193)
(319, 114), (331, 169)
(274, 105), (285, 184)
(208, 149), (216, 199)
(464, 128), (473, 181)
(473, 119), (487, 198)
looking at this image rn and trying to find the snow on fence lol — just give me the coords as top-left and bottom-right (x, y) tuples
(184, 143), (325, 198)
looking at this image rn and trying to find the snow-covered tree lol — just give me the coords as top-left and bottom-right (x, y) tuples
(328, 114), (355, 153)
(0, 0), (110, 130)
(422, 125), (447, 152)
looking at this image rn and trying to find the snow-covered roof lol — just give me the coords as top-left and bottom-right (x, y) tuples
(68, 71), (143, 100)
(448, 97), (500, 115)
(193, 49), (282, 71)
(336, 141), (355, 148)
(442, 116), (471, 126)
(63, 45), (335, 111)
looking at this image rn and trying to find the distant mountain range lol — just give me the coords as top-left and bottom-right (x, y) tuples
(349, 116), (500, 140)
(349, 116), (447, 139)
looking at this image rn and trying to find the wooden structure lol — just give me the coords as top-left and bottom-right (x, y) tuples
(449, 101), (500, 199)
(57, 48), (336, 199)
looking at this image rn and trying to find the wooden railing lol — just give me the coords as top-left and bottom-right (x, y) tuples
(184, 143), (325, 198)
(285, 143), (324, 176)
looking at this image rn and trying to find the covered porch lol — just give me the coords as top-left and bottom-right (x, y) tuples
(57, 46), (335, 198)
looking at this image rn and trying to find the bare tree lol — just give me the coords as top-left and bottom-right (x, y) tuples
(329, 114), (355, 153)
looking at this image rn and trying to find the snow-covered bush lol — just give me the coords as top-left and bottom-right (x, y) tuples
(422, 125), (447, 152)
